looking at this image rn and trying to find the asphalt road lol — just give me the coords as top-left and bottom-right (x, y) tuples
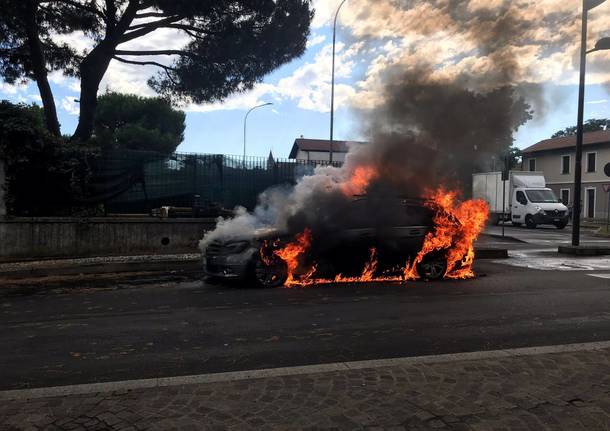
(2, 229), (610, 391)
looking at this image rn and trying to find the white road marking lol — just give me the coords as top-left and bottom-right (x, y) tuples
(589, 274), (610, 279)
(1, 341), (610, 401)
(493, 248), (610, 271)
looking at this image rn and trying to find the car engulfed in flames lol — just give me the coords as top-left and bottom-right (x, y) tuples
(203, 188), (489, 288)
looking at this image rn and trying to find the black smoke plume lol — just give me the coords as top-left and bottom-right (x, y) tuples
(201, 0), (535, 249)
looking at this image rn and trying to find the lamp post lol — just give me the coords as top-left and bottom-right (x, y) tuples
(572, 0), (608, 246)
(330, 0), (348, 164)
(243, 102), (273, 162)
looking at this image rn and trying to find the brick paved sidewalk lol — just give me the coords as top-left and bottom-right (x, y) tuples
(1, 347), (609, 431)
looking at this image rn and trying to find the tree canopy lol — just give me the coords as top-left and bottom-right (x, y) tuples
(0, 0), (313, 141)
(551, 118), (610, 138)
(93, 92), (186, 154)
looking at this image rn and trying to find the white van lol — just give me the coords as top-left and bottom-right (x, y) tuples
(473, 171), (570, 229)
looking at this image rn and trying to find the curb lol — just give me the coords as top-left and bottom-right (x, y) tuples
(0, 259), (201, 280)
(481, 232), (527, 244)
(2, 340), (609, 401)
(558, 244), (610, 256)
(0, 247), (507, 280)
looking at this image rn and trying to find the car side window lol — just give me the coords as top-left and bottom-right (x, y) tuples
(516, 191), (527, 205)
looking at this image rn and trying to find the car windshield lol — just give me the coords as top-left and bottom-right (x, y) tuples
(525, 190), (559, 203)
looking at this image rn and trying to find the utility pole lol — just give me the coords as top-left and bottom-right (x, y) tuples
(572, 0), (608, 246)
(330, 0), (348, 164)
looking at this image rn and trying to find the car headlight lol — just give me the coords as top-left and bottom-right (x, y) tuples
(225, 241), (251, 254)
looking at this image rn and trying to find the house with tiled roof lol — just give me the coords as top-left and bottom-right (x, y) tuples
(522, 130), (610, 219)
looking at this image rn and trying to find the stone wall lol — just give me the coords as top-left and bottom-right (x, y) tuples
(0, 217), (217, 260)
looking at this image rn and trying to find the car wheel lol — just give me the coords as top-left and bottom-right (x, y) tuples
(555, 222), (567, 230)
(416, 257), (447, 281)
(253, 255), (288, 288)
(525, 215), (537, 229)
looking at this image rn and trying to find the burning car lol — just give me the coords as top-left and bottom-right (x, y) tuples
(203, 194), (481, 287)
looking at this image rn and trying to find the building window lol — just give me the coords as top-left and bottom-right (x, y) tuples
(528, 158), (536, 172)
(561, 155), (570, 175)
(586, 152), (596, 173)
(560, 189), (570, 206)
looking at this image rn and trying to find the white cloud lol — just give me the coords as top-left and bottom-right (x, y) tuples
(11, 0), (610, 118)
(185, 40), (361, 114)
(0, 81), (27, 96)
(61, 96), (80, 115)
(185, 83), (279, 113)
(307, 34), (327, 48)
(52, 31), (94, 55)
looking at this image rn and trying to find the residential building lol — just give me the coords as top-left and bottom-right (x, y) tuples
(288, 138), (364, 163)
(522, 130), (610, 220)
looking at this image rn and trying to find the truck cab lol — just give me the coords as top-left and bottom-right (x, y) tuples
(511, 188), (569, 229)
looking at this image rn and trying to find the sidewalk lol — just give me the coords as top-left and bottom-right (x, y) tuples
(2, 343), (609, 431)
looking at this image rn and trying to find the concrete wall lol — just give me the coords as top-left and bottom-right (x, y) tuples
(0, 160), (6, 217)
(0, 217), (217, 260)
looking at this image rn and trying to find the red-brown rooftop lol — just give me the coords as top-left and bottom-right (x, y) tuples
(522, 129), (610, 154)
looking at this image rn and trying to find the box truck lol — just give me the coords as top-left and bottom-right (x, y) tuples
(472, 171), (569, 229)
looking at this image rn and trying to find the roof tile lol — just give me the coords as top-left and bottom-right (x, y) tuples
(522, 130), (610, 154)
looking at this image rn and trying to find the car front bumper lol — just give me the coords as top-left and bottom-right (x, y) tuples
(203, 248), (257, 280)
(532, 212), (569, 225)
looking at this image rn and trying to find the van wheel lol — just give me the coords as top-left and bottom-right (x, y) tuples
(555, 222), (567, 230)
(525, 215), (537, 229)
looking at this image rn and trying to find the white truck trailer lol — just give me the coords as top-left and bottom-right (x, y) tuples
(473, 171), (570, 229)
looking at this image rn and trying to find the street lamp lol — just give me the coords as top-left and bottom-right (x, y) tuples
(243, 102), (273, 162)
(329, 0), (348, 164)
(571, 0), (609, 247)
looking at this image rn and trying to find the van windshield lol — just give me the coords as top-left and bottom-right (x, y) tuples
(525, 190), (559, 203)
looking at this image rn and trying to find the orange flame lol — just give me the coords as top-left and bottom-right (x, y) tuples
(405, 188), (489, 280)
(273, 229), (313, 287)
(268, 187), (489, 287)
(340, 166), (378, 197)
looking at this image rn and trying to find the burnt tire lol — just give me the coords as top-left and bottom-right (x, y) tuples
(525, 215), (537, 229)
(416, 257), (448, 281)
(253, 255), (288, 288)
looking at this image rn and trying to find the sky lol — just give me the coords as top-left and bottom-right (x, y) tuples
(1, 0), (610, 160)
